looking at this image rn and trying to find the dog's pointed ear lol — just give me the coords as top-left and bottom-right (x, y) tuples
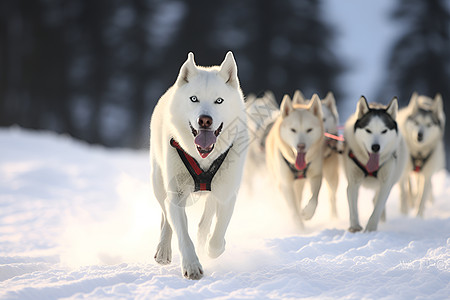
(176, 52), (198, 86)
(292, 90), (306, 105)
(309, 94), (323, 118)
(386, 97), (398, 120)
(262, 90), (278, 112)
(433, 93), (443, 112)
(264, 90), (276, 103)
(218, 51), (239, 88)
(356, 96), (370, 119)
(324, 92), (339, 121)
(281, 94), (294, 118)
(433, 93), (445, 125)
(408, 92), (419, 113)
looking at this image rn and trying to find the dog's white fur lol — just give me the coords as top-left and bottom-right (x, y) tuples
(343, 97), (407, 232)
(398, 93), (446, 217)
(293, 90), (341, 217)
(150, 52), (248, 279)
(243, 91), (279, 184)
(265, 94), (324, 229)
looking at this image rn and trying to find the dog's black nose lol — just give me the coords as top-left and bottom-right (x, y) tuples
(371, 144), (380, 153)
(418, 132), (423, 142)
(197, 115), (213, 129)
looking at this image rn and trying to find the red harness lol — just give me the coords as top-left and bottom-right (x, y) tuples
(170, 138), (232, 192)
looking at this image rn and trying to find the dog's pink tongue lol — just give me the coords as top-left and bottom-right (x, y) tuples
(194, 130), (216, 149)
(295, 152), (306, 170)
(366, 153), (379, 173)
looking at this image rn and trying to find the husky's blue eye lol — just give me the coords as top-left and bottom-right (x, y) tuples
(365, 129), (372, 134)
(190, 96), (199, 103)
(381, 129), (388, 134)
(215, 97), (224, 104)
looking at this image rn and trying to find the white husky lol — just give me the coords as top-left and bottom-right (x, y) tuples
(293, 90), (341, 217)
(265, 94), (324, 229)
(343, 96), (407, 232)
(150, 52), (248, 279)
(398, 93), (446, 217)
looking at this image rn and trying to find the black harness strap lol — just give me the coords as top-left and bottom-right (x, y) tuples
(411, 150), (433, 172)
(170, 138), (232, 192)
(283, 156), (310, 180)
(348, 150), (378, 178)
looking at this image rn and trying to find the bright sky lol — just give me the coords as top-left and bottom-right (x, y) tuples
(323, 0), (398, 121)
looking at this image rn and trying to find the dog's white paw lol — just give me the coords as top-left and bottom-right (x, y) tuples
(207, 237), (225, 259)
(416, 208), (425, 218)
(364, 222), (378, 232)
(348, 225), (363, 233)
(302, 199), (318, 220)
(154, 243), (172, 265)
(182, 259), (204, 280)
(294, 217), (304, 230)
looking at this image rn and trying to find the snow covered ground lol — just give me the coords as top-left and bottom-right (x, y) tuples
(0, 127), (449, 299)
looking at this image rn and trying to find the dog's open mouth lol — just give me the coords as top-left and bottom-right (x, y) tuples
(189, 122), (223, 158)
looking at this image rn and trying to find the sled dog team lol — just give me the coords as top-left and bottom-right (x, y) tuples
(150, 52), (446, 279)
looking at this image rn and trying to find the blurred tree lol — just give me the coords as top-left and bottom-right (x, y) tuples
(248, 0), (344, 102)
(381, 0), (450, 169)
(208, 0), (344, 102)
(0, 0), (344, 148)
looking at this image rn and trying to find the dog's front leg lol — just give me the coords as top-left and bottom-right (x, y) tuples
(302, 175), (322, 220)
(372, 189), (386, 222)
(152, 164), (172, 265)
(282, 183), (304, 229)
(347, 182), (362, 232)
(365, 183), (394, 232)
(323, 155), (339, 218)
(399, 175), (411, 215)
(207, 194), (236, 259)
(416, 174), (431, 218)
(198, 198), (215, 254)
(166, 197), (203, 280)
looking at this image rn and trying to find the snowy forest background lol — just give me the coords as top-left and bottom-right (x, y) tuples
(1, 0), (450, 169)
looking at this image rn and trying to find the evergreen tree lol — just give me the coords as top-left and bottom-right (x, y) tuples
(382, 0), (450, 169)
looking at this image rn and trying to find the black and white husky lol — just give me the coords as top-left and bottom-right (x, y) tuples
(398, 93), (446, 217)
(343, 96), (407, 232)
